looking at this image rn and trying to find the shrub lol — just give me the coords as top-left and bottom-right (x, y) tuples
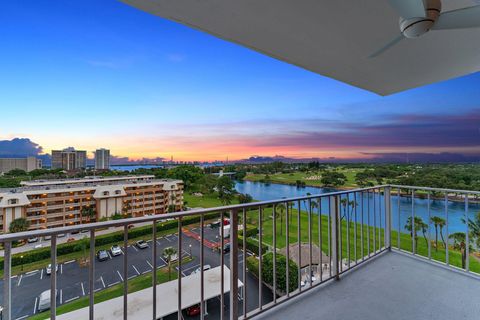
(238, 236), (268, 255)
(262, 252), (298, 293)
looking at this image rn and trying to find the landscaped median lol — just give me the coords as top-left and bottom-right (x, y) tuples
(29, 257), (191, 320)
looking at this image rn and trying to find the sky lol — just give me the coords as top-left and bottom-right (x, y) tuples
(1, 0), (480, 162)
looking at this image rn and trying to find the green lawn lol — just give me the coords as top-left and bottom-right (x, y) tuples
(29, 258), (190, 320)
(246, 206), (480, 274)
(244, 167), (364, 188)
(184, 192), (240, 208)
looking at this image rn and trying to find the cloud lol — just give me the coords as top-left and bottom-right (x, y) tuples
(0, 138), (43, 157)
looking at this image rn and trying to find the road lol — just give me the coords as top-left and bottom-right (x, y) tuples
(0, 225), (272, 320)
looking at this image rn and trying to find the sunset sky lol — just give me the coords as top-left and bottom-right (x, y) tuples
(1, 0), (480, 162)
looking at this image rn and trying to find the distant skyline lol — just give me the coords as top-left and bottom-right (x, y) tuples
(1, 1), (480, 162)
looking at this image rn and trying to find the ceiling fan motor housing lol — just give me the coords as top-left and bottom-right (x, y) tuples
(399, 0), (441, 38)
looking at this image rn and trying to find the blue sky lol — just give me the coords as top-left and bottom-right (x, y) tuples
(1, 0), (479, 161)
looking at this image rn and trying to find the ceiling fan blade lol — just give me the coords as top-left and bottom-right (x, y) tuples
(388, 0), (426, 18)
(433, 5), (480, 29)
(369, 34), (405, 58)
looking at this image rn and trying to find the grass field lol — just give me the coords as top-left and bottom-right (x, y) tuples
(244, 167), (364, 188)
(244, 206), (480, 274)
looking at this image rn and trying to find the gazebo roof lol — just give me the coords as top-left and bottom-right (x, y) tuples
(279, 243), (329, 268)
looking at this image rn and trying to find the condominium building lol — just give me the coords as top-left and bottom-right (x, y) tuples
(0, 175), (183, 233)
(51, 148), (87, 170)
(95, 148), (110, 170)
(0, 157), (42, 173)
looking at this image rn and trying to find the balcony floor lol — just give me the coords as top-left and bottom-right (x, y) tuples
(255, 251), (480, 320)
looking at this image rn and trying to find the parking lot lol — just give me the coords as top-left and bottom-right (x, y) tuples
(1, 224), (272, 320)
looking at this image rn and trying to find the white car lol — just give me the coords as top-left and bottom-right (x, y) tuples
(46, 264), (58, 275)
(27, 237), (39, 243)
(110, 245), (123, 257)
(38, 289), (57, 312)
(191, 265), (211, 275)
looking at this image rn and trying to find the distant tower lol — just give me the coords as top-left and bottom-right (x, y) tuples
(95, 149), (110, 170)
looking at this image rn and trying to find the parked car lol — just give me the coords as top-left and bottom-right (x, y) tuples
(67, 237), (76, 243)
(191, 264), (211, 275)
(97, 250), (109, 261)
(43, 235), (52, 241)
(110, 245), (122, 257)
(46, 264), (58, 275)
(223, 218), (230, 225)
(136, 240), (149, 249)
(38, 289), (57, 312)
(27, 237), (39, 243)
(223, 243), (230, 253)
(186, 304), (201, 316)
(57, 233), (66, 238)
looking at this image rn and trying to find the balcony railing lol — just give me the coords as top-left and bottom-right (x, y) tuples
(0, 185), (479, 320)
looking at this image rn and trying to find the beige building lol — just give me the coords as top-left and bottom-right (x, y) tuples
(95, 148), (110, 170)
(0, 175), (183, 233)
(0, 157), (42, 173)
(51, 148), (87, 170)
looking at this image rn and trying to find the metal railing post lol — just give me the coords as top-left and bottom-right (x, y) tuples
(384, 187), (391, 250)
(229, 209), (239, 320)
(89, 230), (95, 320)
(330, 196), (340, 280)
(51, 236), (57, 320)
(3, 241), (12, 320)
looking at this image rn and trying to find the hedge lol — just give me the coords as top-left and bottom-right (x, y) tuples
(0, 212), (220, 270)
(238, 236), (268, 256)
(247, 253), (298, 294)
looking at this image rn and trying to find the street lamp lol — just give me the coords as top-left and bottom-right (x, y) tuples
(189, 244), (192, 257)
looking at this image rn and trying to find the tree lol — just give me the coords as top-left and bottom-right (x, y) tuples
(238, 193), (253, 204)
(405, 216), (428, 252)
(448, 232), (471, 269)
(320, 171), (347, 187)
(462, 211), (480, 248)
(9, 217), (30, 233)
(430, 216), (446, 251)
(275, 204), (286, 236)
(74, 237), (90, 265)
(81, 206), (96, 222)
(167, 165), (203, 190)
(261, 252), (298, 294)
(163, 247), (177, 280)
(217, 176), (235, 205)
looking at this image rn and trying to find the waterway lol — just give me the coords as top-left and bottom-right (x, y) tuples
(235, 180), (478, 235)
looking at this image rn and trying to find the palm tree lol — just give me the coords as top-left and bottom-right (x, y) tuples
(276, 204), (286, 236)
(163, 247), (177, 280)
(462, 212), (480, 248)
(74, 237), (89, 266)
(405, 216), (428, 252)
(430, 216), (446, 251)
(9, 217), (30, 233)
(448, 232), (471, 269)
(81, 206), (96, 222)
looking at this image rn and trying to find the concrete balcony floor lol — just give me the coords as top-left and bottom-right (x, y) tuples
(255, 251), (480, 320)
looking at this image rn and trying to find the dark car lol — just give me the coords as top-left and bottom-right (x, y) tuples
(97, 250), (109, 261)
(223, 243), (230, 253)
(210, 221), (221, 228)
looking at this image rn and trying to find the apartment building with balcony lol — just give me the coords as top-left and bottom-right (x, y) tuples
(0, 175), (183, 233)
(95, 148), (110, 170)
(51, 148), (87, 170)
(0, 157), (42, 173)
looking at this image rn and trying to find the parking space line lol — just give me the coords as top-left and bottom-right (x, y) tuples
(159, 257), (167, 265)
(65, 296), (80, 303)
(40, 269), (44, 280)
(156, 240), (162, 246)
(107, 251), (112, 259)
(26, 270), (39, 275)
(64, 260), (75, 264)
(142, 270), (151, 274)
(146, 239), (153, 243)
(60, 289), (63, 304)
(127, 275), (137, 280)
(10, 275), (18, 279)
(132, 265), (140, 275)
(117, 270), (124, 282)
(81, 282), (86, 296)
(17, 275), (22, 286)
(100, 276), (106, 288)
(14, 315), (29, 320)
(146, 260), (153, 269)
(33, 297), (38, 314)
(108, 281), (120, 287)
(60, 264), (63, 274)
(132, 245), (139, 252)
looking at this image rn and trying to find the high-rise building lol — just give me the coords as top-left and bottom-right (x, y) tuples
(95, 148), (110, 170)
(51, 148), (87, 170)
(0, 157), (42, 173)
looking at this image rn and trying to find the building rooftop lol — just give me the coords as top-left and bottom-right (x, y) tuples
(0, 175), (181, 194)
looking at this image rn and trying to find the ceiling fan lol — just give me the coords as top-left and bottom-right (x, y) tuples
(369, 0), (480, 58)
